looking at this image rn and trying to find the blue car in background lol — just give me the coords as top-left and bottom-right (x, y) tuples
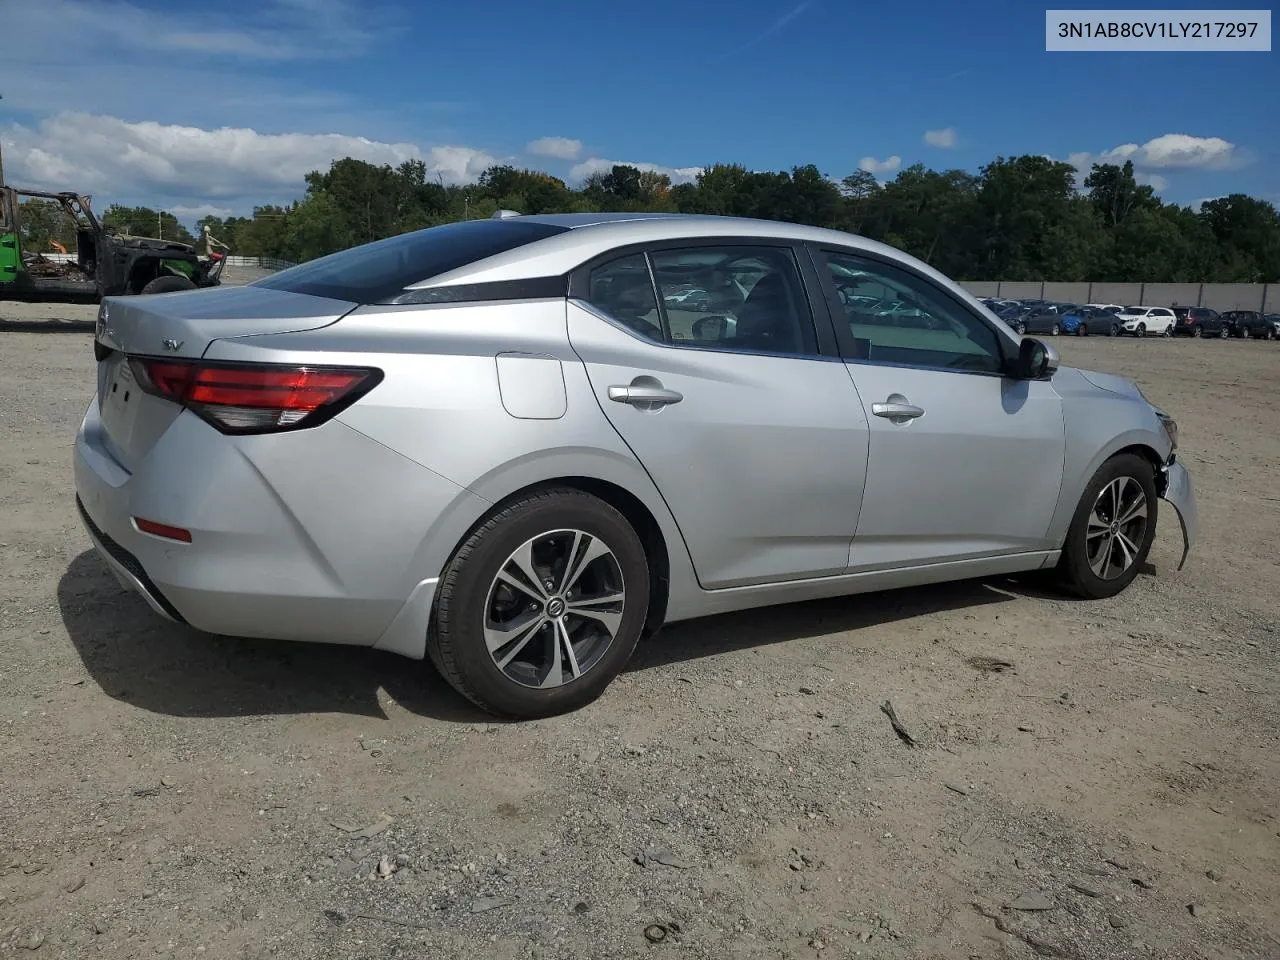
(1061, 305), (1122, 337)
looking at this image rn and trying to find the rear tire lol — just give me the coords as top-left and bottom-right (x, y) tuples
(428, 488), (650, 719)
(1192, 326), (1202, 338)
(140, 275), (197, 295)
(1219, 326), (1230, 339)
(1055, 454), (1158, 600)
(1238, 326), (1249, 339)
(1078, 324), (1088, 337)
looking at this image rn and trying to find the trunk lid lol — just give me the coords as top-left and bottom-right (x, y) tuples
(95, 284), (357, 360)
(94, 285), (357, 471)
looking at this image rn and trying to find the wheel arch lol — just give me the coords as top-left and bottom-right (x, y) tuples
(1046, 417), (1170, 549)
(422, 448), (698, 643)
(471, 476), (672, 637)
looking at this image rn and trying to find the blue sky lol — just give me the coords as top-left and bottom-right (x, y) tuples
(0, 0), (1275, 220)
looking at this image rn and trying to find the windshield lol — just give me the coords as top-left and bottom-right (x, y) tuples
(253, 219), (569, 303)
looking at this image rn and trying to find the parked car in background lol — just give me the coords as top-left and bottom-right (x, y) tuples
(1117, 306), (1175, 337)
(1171, 306), (1228, 338)
(1085, 303), (1124, 314)
(1221, 310), (1276, 339)
(71, 211), (1197, 718)
(1264, 314), (1280, 338)
(1061, 306), (1122, 337)
(1006, 302), (1078, 336)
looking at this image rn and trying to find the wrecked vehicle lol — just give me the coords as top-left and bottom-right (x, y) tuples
(1, 186), (223, 302)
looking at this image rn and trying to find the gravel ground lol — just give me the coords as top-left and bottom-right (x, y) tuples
(1, 303), (1277, 960)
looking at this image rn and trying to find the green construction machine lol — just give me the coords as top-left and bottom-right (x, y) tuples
(1, 184), (224, 303)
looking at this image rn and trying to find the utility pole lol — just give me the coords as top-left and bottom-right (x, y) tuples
(158, 210), (163, 239)
(0, 93), (6, 186)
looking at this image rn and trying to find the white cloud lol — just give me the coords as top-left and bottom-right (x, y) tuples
(859, 155), (902, 176)
(1191, 196), (1226, 212)
(568, 158), (704, 185)
(1070, 133), (1237, 173)
(526, 137), (583, 160)
(924, 128), (957, 148)
(1, 113), (498, 215)
(1138, 172), (1168, 192)
(169, 204), (236, 221)
(5, 0), (386, 62)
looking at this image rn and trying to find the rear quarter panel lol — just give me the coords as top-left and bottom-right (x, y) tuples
(202, 298), (703, 616)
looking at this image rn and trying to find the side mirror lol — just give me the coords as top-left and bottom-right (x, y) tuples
(1015, 337), (1059, 379)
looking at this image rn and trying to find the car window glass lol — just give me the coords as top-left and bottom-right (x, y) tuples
(584, 254), (664, 342)
(649, 246), (818, 356)
(253, 219), (569, 304)
(822, 251), (1003, 374)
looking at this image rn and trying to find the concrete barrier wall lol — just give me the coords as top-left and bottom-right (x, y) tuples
(1200, 283), (1270, 312)
(1043, 283), (1092, 304)
(959, 281), (1274, 313)
(1085, 283), (1143, 306)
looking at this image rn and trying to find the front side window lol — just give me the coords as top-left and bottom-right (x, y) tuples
(821, 251), (1003, 374)
(649, 246), (819, 357)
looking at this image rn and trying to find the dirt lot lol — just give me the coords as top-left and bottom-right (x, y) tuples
(1, 303), (1277, 960)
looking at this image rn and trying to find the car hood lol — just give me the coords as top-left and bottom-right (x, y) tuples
(1072, 367), (1146, 401)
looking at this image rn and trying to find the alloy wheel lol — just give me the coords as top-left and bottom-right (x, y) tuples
(1085, 476), (1150, 581)
(483, 529), (626, 689)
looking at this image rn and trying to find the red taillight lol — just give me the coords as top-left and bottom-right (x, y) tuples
(134, 517), (193, 543)
(129, 358), (381, 434)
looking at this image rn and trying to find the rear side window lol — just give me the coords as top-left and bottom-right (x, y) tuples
(253, 219), (569, 304)
(586, 254), (664, 342)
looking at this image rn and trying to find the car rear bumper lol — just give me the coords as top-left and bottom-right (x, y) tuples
(1158, 459), (1197, 571)
(72, 395), (482, 656)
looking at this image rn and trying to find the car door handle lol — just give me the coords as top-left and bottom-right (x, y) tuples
(871, 399), (925, 420)
(608, 384), (684, 406)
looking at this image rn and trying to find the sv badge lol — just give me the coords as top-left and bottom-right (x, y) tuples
(162, 338), (184, 352)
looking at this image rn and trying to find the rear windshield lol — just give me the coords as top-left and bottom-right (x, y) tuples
(253, 219), (570, 304)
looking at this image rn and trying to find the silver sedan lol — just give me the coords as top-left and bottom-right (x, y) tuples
(74, 213), (1197, 718)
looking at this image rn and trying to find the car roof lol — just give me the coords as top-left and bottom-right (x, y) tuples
(407, 212), (966, 297)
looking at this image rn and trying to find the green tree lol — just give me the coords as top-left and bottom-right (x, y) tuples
(1199, 194), (1280, 281)
(1083, 161), (1159, 228)
(16, 198), (79, 252)
(100, 205), (195, 245)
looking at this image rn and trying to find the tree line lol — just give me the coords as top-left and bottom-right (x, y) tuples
(17, 155), (1280, 281)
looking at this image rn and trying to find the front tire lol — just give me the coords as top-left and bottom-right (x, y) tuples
(428, 488), (650, 719)
(1078, 324), (1088, 337)
(1055, 454), (1158, 600)
(1238, 326), (1249, 339)
(1136, 323), (1146, 338)
(1050, 323), (1060, 336)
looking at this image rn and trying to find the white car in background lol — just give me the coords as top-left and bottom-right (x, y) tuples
(1085, 303), (1124, 313)
(1116, 306), (1175, 337)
